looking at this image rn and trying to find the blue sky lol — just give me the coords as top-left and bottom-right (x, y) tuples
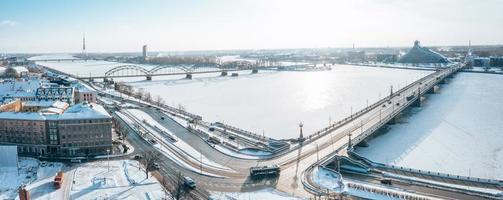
(1, 0), (502, 53)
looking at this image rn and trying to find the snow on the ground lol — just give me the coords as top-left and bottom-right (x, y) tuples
(210, 188), (305, 200)
(0, 157), (63, 200)
(24, 162), (64, 200)
(70, 160), (164, 200)
(125, 109), (233, 171)
(213, 145), (265, 160)
(312, 167), (343, 192)
(116, 110), (228, 177)
(343, 179), (443, 200)
(384, 172), (503, 195)
(356, 73), (503, 180)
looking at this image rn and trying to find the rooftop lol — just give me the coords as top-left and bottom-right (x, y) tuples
(398, 41), (449, 64)
(0, 102), (110, 121)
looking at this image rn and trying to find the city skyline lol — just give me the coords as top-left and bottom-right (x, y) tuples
(1, 0), (503, 53)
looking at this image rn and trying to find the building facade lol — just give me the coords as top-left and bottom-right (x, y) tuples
(0, 103), (112, 157)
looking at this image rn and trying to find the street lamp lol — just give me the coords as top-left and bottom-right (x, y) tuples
(107, 149), (110, 172)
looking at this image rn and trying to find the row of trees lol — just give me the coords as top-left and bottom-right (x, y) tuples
(114, 82), (165, 106)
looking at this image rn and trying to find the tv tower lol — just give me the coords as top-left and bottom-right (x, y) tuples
(82, 32), (86, 57)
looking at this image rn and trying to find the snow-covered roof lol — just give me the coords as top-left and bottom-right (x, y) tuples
(0, 112), (46, 121)
(398, 41), (449, 64)
(73, 82), (95, 93)
(59, 103), (110, 120)
(40, 107), (65, 114)
(0, 103), (110, 121)
(23, 100), (56, 107)
(12, 66), (29, 74)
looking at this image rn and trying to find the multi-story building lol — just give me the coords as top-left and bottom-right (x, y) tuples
(74, 83), (97, 103)
(0, 102), (112, 157)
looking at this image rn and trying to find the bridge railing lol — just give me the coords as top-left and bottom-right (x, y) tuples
(303, 67), (451, 145)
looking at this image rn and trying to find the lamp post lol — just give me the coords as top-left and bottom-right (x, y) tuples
(107, 149), (110, 172)
(298, 122), (304, 144)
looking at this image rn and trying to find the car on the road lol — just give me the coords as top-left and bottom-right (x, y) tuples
(380, 178), (392, 185)
(132, 154), (143, 160)
(183, 176), (196, 189)
(153, 162), (160, 170)
(40, 161), (47, 167)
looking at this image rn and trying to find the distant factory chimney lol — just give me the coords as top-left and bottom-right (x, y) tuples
(142, 45), (148, 62)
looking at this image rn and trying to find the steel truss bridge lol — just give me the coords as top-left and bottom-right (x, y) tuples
(80, 60), (283, 81)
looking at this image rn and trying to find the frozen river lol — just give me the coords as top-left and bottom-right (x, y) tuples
(355, 72), (503, 180)
(127, 65), (431, 139)
(37, 59), (431, 139)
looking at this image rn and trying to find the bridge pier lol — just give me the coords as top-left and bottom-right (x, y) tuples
(412, 96), (422, 107)
(146, 75), (152, 81)
(438, 77), (447, 84)
(221, 71), (228, 76)
(427, 85), (438, 94)
(251, 69), (258, 74)
(356, 139), (369, 147)
(186, 73), (193, 79)
(387, 113), (401, 125)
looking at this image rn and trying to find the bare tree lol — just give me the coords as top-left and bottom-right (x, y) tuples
(171, 172), (188, 200)
(135, 88), (145, 100)
(144, 92), (152, 103)
(141, 150), (160, 179)
(159, 171), (187, 200)
(155, 95), (165, 106)
(177, 104), (186, 112)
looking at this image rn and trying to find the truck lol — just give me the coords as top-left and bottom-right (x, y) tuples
(250, 165), (280, 178)
(53, 171), (64, 189)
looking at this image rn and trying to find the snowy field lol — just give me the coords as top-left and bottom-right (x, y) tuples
(69, 160), (164, 200)
(356, 72), (503, 180)
(210, 188), (304, 200)
(128, 65), (431, 139)
(0, 158), (63, 200)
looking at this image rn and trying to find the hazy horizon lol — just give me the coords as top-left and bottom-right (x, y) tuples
(1, 0), (502, 53)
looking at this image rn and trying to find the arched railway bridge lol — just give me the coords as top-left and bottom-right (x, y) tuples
(79, 60), (282, 81)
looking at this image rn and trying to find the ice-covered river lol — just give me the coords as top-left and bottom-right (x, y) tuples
(37, 60), (431, 139)
(127, 65), (430, 139)
(355, 72), (503, 180)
